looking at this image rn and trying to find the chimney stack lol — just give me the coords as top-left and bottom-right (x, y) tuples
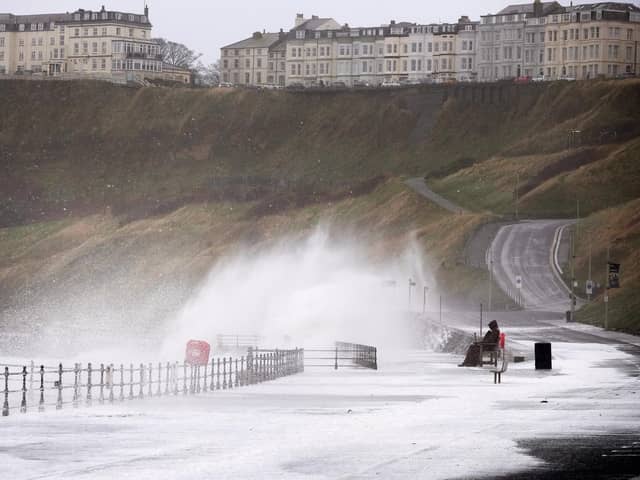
(533, 0), (543, 17)
(295, 13), (305, 28)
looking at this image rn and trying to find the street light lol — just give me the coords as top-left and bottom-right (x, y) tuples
(422, 285), (429, 314)
(408, 278), (416, 310)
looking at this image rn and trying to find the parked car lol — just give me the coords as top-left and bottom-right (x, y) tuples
(531, 75), (547, 82)
(286, 82), (305, 90)
(332, 81), (347, 88)
(381, 80), (401, 88)
(353, 80), (371, 88)
(514, 76), (531, 84)
(218, 82), (233, 88)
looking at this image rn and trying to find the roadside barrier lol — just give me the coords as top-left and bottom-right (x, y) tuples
(1, 348), (304, 417)
(303, 342), (377, 370)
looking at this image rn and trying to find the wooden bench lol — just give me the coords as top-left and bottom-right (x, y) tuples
(490, 348), (508, 384)
(478, 342), (500, 367)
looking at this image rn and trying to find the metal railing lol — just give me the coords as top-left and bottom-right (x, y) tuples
(216, 334), (263, 351)
(303, 342), (377, 370)
(1, 348), (304, 417)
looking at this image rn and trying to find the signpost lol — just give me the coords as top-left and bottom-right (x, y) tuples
(515, 275), (522, 306)
(604, 244), (621, 330)
(586, 280), (594, 296)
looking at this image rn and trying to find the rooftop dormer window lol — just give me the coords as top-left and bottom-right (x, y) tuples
(30, 23), (36, 31)
(129, 14), (134, 22)
(84, 12), (90, 20)
(92, 13), (98, 20)
(74, 13), (80, 21)
(102, 12), (108, 20)
(0, 24), (5, 32)
(38, 23), (43, 31)
(296, 30), (305, 39)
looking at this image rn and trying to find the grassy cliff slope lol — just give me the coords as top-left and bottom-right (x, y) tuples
(1, 79), (639, 334)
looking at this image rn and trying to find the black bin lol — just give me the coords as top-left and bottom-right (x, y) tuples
(565, 310), (571, 322)
(535, 342), (552, 370)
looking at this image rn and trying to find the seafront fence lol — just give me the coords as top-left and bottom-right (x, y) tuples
(1, 348), (304, 417)
(303, 342), (378, 370)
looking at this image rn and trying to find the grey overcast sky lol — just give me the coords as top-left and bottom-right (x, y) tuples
(2, 1), (639, 63)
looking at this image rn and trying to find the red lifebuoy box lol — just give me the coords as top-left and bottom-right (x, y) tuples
(499, 332), (506, 349)
(185, 340), (211, 366)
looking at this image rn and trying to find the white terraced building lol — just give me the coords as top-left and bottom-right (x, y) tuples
(0, 5), (191, 83)
(221, 2), (640, 87)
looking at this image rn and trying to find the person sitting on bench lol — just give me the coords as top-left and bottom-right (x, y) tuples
(459, 320), (500, 367)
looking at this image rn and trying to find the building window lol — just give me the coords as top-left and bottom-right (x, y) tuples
(116, 27), (121, 36)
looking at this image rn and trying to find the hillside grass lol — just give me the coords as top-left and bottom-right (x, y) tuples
(573, 199), (640, 333)
(1, 79), (638, 332)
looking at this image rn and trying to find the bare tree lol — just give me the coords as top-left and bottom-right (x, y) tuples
(153, 38), (202, 69)
(195, 60), (221, 86)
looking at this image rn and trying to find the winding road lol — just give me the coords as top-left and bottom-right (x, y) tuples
(489, 220), (575, 313)
(406, 178), (575, 313)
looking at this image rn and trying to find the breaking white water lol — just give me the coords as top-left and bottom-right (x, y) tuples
(161, 227), (435, 358)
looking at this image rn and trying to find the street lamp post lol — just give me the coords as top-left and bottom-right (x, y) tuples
(408, 278), (416, 311)
(422, 286), (429, 314)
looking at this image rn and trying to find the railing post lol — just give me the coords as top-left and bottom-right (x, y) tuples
(38, 365), (45, 413)
(216, 358), (221, 390)
(203, 362), (208, 393)
(139, 363), (144, 399)
(3, 366), (10, 416)
(235, 358), (239, 388)
(157, 362), (162, 396)
(56, 363), (63, 410)
(86, 362), (93, 406)
(334, 346), (338, 370)
(108, 364), (114, 403)
(189, 365), (195, 394)
(119, 364), (125, 401)
(20, 366), (27, 413)
(148, 363), (153, 397)
(128, 364), (134, 400)
(222, 358), (227, 390)
(173, 362), (179, 395)
(183, 363), (188, 395)
(165, 362), (171, 395)
(209, 359), (215, 391)
(247, 347), (254, 385)
(99, 364), (105, 404)
(73, 363), (79, 408)
(240, 357), (245, 386)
